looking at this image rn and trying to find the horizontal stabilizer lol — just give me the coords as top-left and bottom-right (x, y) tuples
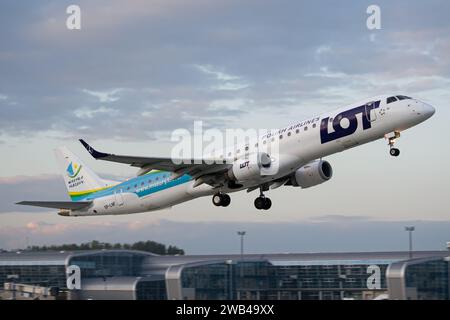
(16, 201), (92, 210)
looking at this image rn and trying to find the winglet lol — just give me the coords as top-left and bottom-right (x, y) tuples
(79, 139), (109, 159)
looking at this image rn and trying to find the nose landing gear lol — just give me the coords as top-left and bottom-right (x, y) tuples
(387, 131), (401, 157)
(389, 148), (400, 157)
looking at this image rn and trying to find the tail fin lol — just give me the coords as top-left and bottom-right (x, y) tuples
(54, 146), (115, 201)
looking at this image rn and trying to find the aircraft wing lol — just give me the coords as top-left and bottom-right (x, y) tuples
(16, 201), (93, 210)
(79, 139), (231, 181)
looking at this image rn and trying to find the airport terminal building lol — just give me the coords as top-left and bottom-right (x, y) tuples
(0, 249), (449, 300)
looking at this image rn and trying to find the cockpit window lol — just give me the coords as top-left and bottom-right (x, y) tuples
(396, 95), (412, 100)
(387, 96), (397, 104)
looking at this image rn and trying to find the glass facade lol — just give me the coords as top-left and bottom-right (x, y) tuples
(1, 251), (449, 300)
(0, 251), (160, 300)
(0, 264), (67, 289)
(69, 251), (146, 279)
(181, 264), (231, 300)
(404, 260), (449, 300)
(179, 261), (390, 300)
(136, 280), (167, 300)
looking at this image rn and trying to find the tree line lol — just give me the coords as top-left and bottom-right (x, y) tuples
(23, 240), (184, 255)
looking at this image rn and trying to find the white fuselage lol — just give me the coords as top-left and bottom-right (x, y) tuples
(70, 95), (435, 216)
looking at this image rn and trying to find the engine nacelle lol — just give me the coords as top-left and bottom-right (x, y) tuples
(291, 160), (333, 188)
(227, 152), (271, 182)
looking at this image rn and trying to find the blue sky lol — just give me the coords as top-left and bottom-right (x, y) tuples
(0, 1), (449, 251)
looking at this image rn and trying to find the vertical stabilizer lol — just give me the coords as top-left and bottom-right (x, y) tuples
(54, 146), (113, 201)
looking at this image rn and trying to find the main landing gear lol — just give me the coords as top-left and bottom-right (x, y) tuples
(254, 187), (272, 210)
(212, 193), (231, 207)
(388, 131), (401, 157)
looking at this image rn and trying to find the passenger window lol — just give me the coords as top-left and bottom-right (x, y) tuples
(304, 126), (308, 131)
(287, 132), (291, 136)
(279, 135), (283, 139)
(245, 146), (249, 151)
(296, 129), (300, 134)
(312, 123), (317, 128)
(387, 96), (397, 104)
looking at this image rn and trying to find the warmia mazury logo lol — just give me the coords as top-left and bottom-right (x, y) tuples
(66, 162), (82, 178)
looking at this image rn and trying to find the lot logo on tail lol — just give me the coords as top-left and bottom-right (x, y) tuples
(66, 162), (82, 178)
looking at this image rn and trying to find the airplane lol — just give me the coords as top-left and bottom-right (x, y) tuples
(17, 94), (435, 217)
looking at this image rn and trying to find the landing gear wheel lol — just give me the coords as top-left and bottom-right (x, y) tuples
(221, 194), (231, 207)
(255, 185), (272, 210)
(390, 148), (400, 157)
(254, 196), (272, 210)
(212, 193), (231, 207)
(263, 197), (272, 210)
(254, 197), (265, 210)
(212, 194), (222, 207)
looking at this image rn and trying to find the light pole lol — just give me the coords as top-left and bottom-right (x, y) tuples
(405, 226), (415, 258)
(237, 231), (246, 261)
(225, 260), (233, 300)
(237, 231), (246, 298)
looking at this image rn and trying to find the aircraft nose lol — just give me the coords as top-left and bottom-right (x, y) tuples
(422, 102), (436, 119)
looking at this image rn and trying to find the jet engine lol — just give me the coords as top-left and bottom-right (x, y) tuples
(290, 159), (333, 188)
(227, 152), (272, 182)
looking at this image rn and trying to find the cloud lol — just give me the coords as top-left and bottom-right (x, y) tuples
(82, 88), (124, 103)
(74, 106), (117, 119)
(209, 98), (253, 111)
(194, 64), (240, 82)
(194, 64), (250, 91)
(25, 221), (69, 236)
(212, 82), (250, 91)
(304, 66), (349, 79)
(314, 45), (331, 61)
(1, 1), (450, 142)
(0, 175), (75, 213)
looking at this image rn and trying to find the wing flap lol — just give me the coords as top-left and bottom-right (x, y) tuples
(16, 201), (92, 210)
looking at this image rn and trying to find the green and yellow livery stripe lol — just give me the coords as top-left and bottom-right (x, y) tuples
(69, 186), (112, 200)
